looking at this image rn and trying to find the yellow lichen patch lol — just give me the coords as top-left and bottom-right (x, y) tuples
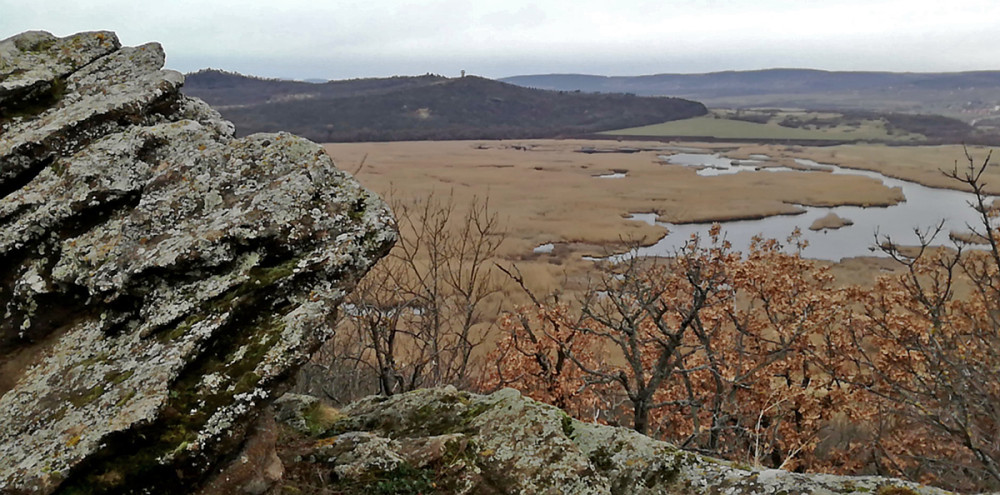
(66, 433), (82, 447)
(313, 436), (339, 448)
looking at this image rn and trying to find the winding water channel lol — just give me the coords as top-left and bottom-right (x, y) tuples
(625, 153), (988, 261)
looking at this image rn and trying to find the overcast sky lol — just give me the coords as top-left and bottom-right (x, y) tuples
(3, 0), (999, 80)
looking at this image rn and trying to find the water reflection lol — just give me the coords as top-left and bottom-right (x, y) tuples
(594, 172), (627, 179)
(663, 153), (794, 175)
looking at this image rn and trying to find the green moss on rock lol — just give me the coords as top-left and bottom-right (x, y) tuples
(273, 387), (960, 495)
(68, 385), (106, 408)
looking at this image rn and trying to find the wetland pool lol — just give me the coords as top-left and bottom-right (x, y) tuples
(627, 153), (990, 261)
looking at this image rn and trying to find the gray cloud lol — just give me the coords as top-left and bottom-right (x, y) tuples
(3, 0), (998, 79)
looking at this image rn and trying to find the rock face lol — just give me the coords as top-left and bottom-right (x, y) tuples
(275, 387), (955, 495)
(0, 31), (394, 494)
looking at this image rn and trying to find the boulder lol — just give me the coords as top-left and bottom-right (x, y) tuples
(0, 31), (394, 494)
(273, 387), (957, 494)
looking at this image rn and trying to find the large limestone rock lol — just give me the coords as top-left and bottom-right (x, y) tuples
(274, 387), (957, 494)
(0, 31), (395, 493)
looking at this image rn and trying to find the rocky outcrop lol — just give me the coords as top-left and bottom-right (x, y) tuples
(0, 31), (394, 494)
(274, 387), (955, 495)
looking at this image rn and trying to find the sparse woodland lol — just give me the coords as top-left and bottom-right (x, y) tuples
(299, 151), (1000, 492)
(297, 191), (506, 402)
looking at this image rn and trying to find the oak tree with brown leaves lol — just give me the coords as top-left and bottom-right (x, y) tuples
(487, 150), (1000, 492)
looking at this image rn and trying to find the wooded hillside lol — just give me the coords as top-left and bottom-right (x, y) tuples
(182, 70), (708, 142)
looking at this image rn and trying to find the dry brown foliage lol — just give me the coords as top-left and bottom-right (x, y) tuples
(486, 229), (857, 472)
(485, 150), (1000, 492)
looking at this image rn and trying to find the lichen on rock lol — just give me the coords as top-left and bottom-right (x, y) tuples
(272, 387), (959, 495)
(0, 30), (394, 494)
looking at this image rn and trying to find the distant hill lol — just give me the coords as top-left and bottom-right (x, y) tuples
(184, 70), (449, 108)
(500, 69), (1000, 122)
(182, 70), (707, 142)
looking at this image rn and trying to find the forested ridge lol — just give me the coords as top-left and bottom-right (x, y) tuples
(183, 69), (707, 142)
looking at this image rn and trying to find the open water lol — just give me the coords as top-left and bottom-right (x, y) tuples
(623, 153), (989, 261)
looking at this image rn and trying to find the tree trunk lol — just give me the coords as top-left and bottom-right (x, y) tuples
(633, 398), (649, 435)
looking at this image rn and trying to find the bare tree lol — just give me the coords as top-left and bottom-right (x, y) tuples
(306, 191), (505, 400)
(570, 237), (731, 435)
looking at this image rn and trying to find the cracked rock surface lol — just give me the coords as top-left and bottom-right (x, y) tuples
(0, 30), (394, 494)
